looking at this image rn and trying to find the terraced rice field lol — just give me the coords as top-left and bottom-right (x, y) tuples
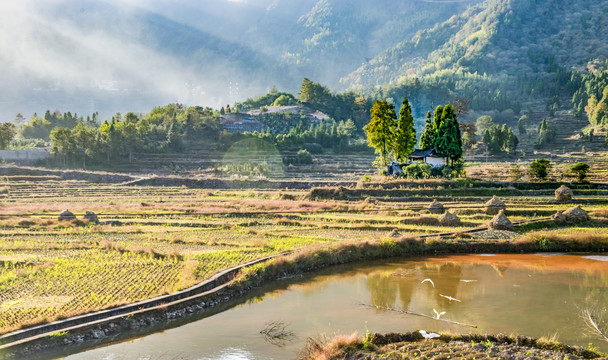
(0, 173), (606, 334)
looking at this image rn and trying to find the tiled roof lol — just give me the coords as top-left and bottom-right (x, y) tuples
(409, 148), (444, 158)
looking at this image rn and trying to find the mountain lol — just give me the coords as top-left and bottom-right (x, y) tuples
(0, 0), (480, 120)
(343, 0), (608, 92)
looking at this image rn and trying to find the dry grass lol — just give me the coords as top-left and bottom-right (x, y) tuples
(298, 333), (360, 360)
(515, 230), (608, 247)
(591, 209), (608, 218)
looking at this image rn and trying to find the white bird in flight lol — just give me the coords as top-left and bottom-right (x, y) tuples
(440, 294), (462, 302)
(421, 278), (435, 288)
(419, 330), (440, 339)
(460, 280), (477, 283)
(433, 309), (446, 319)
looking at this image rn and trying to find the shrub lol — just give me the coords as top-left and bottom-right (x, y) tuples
(529, 158), (551, 181)
(509, 164), (524, 181)
(302, 143), (323, 154)
(569, 162), (590, 182)
(404, 163), (431, 179)
(296, 149), (313, 164)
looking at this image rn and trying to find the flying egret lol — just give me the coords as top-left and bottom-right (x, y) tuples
(460, 279), (477, 283)
(440, 294), (462, 302)
(419, 330), (440, 339)
(433, 309), (446, 319)
(421, 278), (435, 288)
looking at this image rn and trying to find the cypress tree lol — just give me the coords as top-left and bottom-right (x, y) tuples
(393, 96), (417, 163)
(419, 111), (436, 149)
(435, 105), (462, 165)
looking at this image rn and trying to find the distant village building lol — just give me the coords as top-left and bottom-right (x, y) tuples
(219, 115), (266, 133)
(408, 149), (445, 168)
(310, 110), (330, 122)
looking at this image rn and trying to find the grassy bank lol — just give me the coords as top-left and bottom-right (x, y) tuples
(298, 331), (607, 359)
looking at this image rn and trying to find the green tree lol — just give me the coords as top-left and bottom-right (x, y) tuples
(0, 123), (17, 149)
(509, 164), (524, 181)
(419, 111), (436, 150)
(337, 119), (356, 138)
(432, 105), (444, 132)
(504, 128), (519, 154)
(475, 115), (495, 137)
(569, 162), (590, 182)
(537, 118), (555, 146)
(434, 105), (462, 165)
(585, 95), (598, 123)
(50, 127), (74, 167)
(364, 100), (397, 167)
(272, 94), (295, 107)
(71, 123), (95, 169)
(12, 114), (25, 127)
(529, 158), (551, 181)
(393, 96), (416, 163)
(517, 115), (528, 135)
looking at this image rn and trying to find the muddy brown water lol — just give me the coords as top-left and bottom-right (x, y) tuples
(45, 254), (608, 359)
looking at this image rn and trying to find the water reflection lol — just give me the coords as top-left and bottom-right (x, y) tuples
(52, 254), (608, 360)
(366, 271), (398, 307)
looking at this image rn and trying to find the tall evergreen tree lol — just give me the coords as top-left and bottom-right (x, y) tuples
(432, 105), (444, 131)
(364, 100), (397, 167)
(419, 111), (436, 149)
(434, 105), (462, 165)
(393, 96), (416, 163)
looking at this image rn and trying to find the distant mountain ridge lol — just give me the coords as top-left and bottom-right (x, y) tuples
(0, 0), (480, 120)
(1, 0), (607, 121)
(343, 0), (608, 90)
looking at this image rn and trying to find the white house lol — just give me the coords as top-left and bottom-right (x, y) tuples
(408, 149), (445, 168)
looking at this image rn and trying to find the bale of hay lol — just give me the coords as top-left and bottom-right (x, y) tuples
(427, 199), (444, 214)
(484, 195), (506, 215)
(83, 211), (99, 224)
(551, 210), (567, 223)
(487, 210), (514, 230)
(554, 185), (573, 202)
(439, 210), (461, 226)
(58, 210), (76, 221)
(563, 205), (590, 223)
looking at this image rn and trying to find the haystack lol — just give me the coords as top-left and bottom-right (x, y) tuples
(551, 210), (567, 223)
(427, 199), (444, 214)
(563, 205), (590, 223)
(58, 210), (76, 221)
(487, 210), (514, 230)
(83, 211), (99, 224)
(439, 210), (461, 226)
(554, 185), (573, 202)
(484, 195), (506, 215)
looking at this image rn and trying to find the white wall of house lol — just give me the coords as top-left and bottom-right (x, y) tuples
(425, 157), (444, 168)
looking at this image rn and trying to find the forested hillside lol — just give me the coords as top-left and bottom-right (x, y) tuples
(345, 0), (608, 95)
